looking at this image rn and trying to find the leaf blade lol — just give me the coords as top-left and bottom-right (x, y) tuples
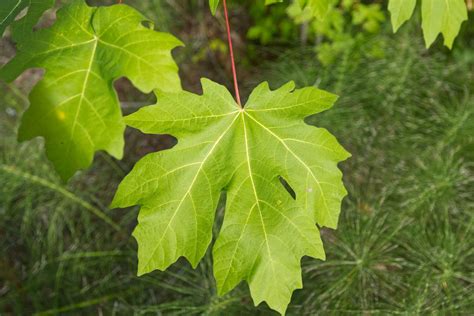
(113, 79), (349, 314)
(0, 0), (182, 180)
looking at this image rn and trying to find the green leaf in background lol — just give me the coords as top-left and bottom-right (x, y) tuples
(209, 0), (283, 15)
(112, 79), (350, 314)
(0, 0), (55, 39)
(210, 0), (219, 15)
(265, 0), (284, 4)
(388, 0), (468, 48)
(209, 0), (328, 20)
(0, 0), (182, 180)
(388, 0), (416, 32)
(298, 0), (330, 20)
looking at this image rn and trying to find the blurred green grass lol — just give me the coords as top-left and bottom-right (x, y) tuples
(1, 2), (473, 315)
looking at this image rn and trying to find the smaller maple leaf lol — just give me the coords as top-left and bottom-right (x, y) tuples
(0, 0), (182, 180)
(112, 79), (350, 314)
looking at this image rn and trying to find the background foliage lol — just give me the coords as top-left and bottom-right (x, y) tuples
(0, 0), (473, 314)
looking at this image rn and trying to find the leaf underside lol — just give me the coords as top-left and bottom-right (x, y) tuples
(112, 79), (350, 314)
(0, 0), (182, 180)
(298, 0), (330, 20)
(388, 0), (468, 49)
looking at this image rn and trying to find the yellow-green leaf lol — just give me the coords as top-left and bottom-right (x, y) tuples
(0, 0), (182, 180)
(209, 0), (284, 15)
(112, 79), (350, 314)
(388, 0), (416, 32)
(298, 0), (330, 20)
(388, 0), (468, 48)
(0, 0), (55, 39)
(421, 0), (468, 48)
(210, 0), (219, 15)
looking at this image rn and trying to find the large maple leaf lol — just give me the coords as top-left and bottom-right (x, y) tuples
(0, 0), (182, 180)
(112, 79), (350, 314)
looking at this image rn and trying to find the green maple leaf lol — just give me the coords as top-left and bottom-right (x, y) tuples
(0, 0), (182, 180)
(112, 79), (350, 314)
(388, 0), (468, 48)
(0, 0), (55, 39)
